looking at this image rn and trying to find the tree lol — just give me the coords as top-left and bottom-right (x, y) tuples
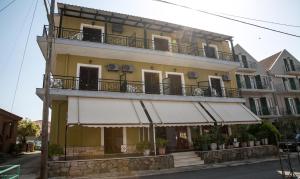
(17, 119), (40, 144)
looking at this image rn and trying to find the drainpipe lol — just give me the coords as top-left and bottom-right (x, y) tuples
(153, 125), (156, 156)
(229, 38), (236, 61)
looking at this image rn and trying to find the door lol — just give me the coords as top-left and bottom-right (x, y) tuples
(176, 127), (189, 150)
(104, 128), (123, 154)
(241, 55), (248, 68)
(289, 78), (297, 90)
(154, 38), (169, 51)
(79, 66), (99, 90)
(82, 27), (102, 43)
(249, 98), (257, 114)
(168, 74), (183, 95)
(260, 97), (270, 115)
(283, 58), (290, 71)
(210, 77), (223, 97)
(284, 98), (292, 115)
(144, 72), (160, 94)
(244, 75), (252, 89)
(255, 75), (263, 89)
(236, 74), (242, 89)
(294, 98), (300, 114)
(204, 45), (217, 58)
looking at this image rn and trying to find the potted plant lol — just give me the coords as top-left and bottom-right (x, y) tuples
(200, 133), (210, 151)
(226, 135), (233, 149)
(240, 132), (249, 148)
(136, 141), (151, 156)
(231, 134), (240, 148)
(209, 129), (218, 150)
(156, 138), (168, 155)
(48, 144), (63, 161)
(248, 134), (255, 147)
(218, 134), (226, 150)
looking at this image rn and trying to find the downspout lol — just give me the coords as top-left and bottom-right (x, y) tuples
(229, 38), (236, 62)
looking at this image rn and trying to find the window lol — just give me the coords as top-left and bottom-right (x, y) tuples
(255, 75), (262, 89)
(288, 78), (297, 90)
(204, 45), (217, 58)
(152, 35), (171, 51)
(236, 74), (241, 89)
(81, 24), (104, 43)
(285, 98), (297, 115)
(244, 75), (252, 89)
(77, 64), (101, 91)
(241, 55), (248, 68)
(283, 58), (290, 72)
(289, 59), (296, 71)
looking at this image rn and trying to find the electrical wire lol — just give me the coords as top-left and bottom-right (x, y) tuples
(0, 0), (17, 14)
(0, 0), (35, 73)
(153, 0), (300, 38)
(11, 0), (39, 112)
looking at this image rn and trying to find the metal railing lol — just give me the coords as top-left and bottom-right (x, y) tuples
(42, 25), (235, 62)
(239, 61), (257, 69)
(239, 80), (273, 90)
(0, 165), (20, 179)
(255, 106), (278, 116)
(46, 75), (241, 98)
(278, 107), (300, 116)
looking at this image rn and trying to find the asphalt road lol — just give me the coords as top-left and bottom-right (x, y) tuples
(135, 159), (300, 179)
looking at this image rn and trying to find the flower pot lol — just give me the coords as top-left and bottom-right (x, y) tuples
(261, 138), (268, 145)
(52, 156), (59, 161)
(143, 149), (150, 156)
(241, 142), (247, 148)
(248, 141), (254, 147)
(158, 147), (166, 155)
(233, 142), (240, 148)
(210, 143), (217, 150)
(218, 144), (225, 150)
(255, 141), (261, 146)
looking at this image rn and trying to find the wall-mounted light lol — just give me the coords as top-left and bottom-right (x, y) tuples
(89, 60), (93, 64)
(150, 66), (154, 70)
(92, 21), (95, 25)
(174, 68), (177, 72)
(214, 73), (218, 76)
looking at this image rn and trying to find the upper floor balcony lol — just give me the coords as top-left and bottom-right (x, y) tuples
(37, 25), (239, 72)
(274, 77), (300, 93)
(44, 75), (241, 99)
(236, 75), (274, 93)
(237, 61), (257, 73)
(285, 65), (300, 76)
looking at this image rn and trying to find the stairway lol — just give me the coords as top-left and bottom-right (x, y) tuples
(172, 151), (204, 167)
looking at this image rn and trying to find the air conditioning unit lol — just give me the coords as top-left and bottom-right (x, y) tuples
(112, 23), (123, 33)
(187, 71), (199, 79)
(222, 75), (231, 81)
(107, 64), (120, 71)
(122, 64), (135, 73)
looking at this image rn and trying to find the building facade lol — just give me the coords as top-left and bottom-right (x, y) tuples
(36, 3), (260, 157)
(235, 45), (300, 121)
(0, 108), (22, 153)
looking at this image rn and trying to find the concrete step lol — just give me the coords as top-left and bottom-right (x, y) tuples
(174, 159), (204, 167)
(172, 151), (204, 168)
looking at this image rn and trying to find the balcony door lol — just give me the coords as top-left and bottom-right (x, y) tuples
(81, 24), (104, 43)
(152, 35), (171, 51)
(204, 45), (217, 59)
(143, 70), (161, 94)
(241, 55), (248, 68)
(166, 72), (184, 95)
(77, 64), (101, 91)
(209, 76), (224, 97)
(260, 97), (270, 115)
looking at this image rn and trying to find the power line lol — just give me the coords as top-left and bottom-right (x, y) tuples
(0, 0), (35, 74)
(218, 12), (300, 28)
(0, 0), (17, 13)
(11, 0), (38, 112)
(153, 0), (300, 38)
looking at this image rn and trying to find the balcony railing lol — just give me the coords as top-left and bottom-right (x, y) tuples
(278, 108), (300, 116)
(240, 81), (273, 90)
(42, 25), (235, 62)
(239, 61), (257, 69)
(45, 75), (241, 98)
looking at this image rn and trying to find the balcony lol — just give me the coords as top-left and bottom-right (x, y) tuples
(37, 26), (239, 72)
(237, 61), (257, 73)
(255, 107), (279, 118)
(239, 81), (273, 93)
(274, 84), (300, 93)
(278, 108), (300, 117)
(44, 75), (241, 99)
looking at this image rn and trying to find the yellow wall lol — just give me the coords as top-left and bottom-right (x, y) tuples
(54, 54), (237, 88)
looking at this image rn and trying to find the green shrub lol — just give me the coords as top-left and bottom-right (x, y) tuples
(48, 144), (64, 158)
(136, 141), (151, 152)
(156, 138), (168, 148)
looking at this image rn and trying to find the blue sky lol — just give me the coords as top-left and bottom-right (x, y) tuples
(0, 0), (299, 120)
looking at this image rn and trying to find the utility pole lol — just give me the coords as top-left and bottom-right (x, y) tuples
(40, 0), (55, 178)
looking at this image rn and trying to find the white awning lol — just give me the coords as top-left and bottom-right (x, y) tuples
(200, 102), (261, 125)
(68, 97), (150, 127)
(142, 100), (214, 127)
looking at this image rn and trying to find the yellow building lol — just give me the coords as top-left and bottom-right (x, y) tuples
(36, 3), (260, 157)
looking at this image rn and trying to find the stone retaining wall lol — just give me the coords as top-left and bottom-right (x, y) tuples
(196, 145), (278, 164)
(48, 155), (174, 177)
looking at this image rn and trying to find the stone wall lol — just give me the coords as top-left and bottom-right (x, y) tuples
(48, 155), (174, 177)
(196, 145), (278, 164)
